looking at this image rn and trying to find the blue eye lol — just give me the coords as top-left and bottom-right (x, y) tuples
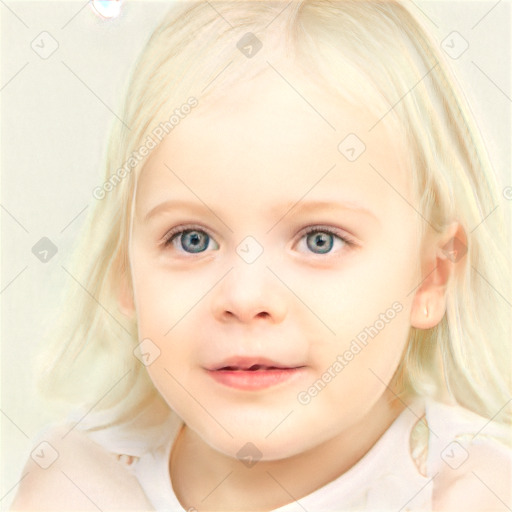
(162, 225), (355, 256)
(299, 227), (352, 255)
(164, 228), (218, 254)
(305, 231), (334, 254)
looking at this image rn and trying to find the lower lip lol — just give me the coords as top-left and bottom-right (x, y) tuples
(207, 368), (306, 391)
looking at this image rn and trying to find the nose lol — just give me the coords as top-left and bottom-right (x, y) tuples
(210, 261), (287, 324)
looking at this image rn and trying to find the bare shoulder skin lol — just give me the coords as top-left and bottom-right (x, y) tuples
(433, 442), (512, 511)
(9, 424), (153, 511)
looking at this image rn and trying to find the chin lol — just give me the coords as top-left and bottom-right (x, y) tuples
(201, 425), (313, 463)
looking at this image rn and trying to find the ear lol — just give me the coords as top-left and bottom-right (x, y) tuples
(118, 270), (136, 318)
(411, 222), (467, 329)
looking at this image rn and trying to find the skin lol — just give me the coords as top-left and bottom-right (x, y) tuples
(118, 67), (463, 511)
(11, 68), (509, 512)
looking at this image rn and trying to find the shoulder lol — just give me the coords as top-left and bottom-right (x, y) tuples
(9, 422), (154, 511)
(432, 439), (511, 511)
(424, 400), (512, 511)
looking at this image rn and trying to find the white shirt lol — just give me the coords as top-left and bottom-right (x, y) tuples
(80, 398), (511, 511)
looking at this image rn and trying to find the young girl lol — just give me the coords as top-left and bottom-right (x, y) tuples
(11, 0), (511, 510)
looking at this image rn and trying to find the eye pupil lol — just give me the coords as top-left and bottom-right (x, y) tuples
(316, 234), (326, 246)
(182, 230), (208, 253)
(306, 232), (334, 254)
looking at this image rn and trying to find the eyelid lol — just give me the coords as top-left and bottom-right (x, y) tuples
(296, 225), (358, 247)
(161, 223), (359, 256)
(160, 223), (219, 248)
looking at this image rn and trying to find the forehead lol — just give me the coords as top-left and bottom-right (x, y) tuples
(135, 68), (411, 217)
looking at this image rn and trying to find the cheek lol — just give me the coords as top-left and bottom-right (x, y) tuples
(304, 309), (411, 425)
(301, 229), (416, 390)
(130, 251), (218, 336)
(348, 222), (420, 302)
(296, 244), (417, 344)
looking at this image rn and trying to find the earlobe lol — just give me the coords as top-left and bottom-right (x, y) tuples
(411, 222), (467, 330)
(411, 293), (446, 329)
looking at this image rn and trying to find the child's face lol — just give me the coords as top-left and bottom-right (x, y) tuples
(127, 69), (426, 460)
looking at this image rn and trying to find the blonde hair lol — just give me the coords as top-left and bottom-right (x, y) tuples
(37, 0), (511, 432)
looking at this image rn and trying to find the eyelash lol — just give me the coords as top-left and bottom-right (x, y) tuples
(161, 223), (357, 255)
(299, 226), (357, 250)
(161, 224), (216, 250)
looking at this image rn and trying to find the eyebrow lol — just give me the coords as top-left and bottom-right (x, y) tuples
(272, 199), (377, 222)
(143, 198), (378, 224)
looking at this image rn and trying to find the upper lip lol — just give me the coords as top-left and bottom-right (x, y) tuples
(206, 356), (304, 371)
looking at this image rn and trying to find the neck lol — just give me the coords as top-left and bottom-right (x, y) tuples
(169, 391), (410, 512)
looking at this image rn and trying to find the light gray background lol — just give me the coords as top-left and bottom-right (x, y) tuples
(1, 0), (511, 507)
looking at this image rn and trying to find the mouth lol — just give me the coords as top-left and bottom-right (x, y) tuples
(207, 356), (304, 372)
(205, 358), (307, 390)
(216, 364), (295, 371)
